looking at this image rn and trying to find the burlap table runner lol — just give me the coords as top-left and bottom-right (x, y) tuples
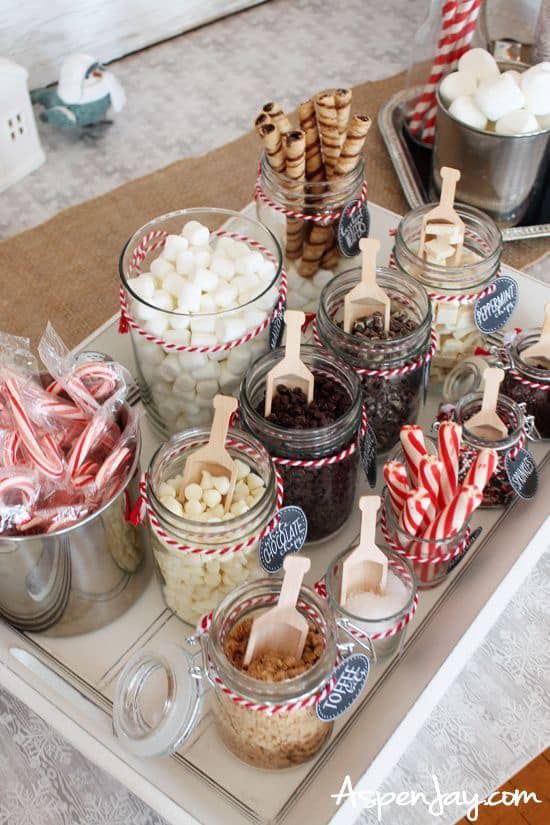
(2, 71), (547, 349)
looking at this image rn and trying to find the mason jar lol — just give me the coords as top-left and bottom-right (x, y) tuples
(316, 267), (433, 454)
(239, 345), (363, 542)
(146, 428), (280, 624)
(501, 330), (550, 439)
(119, 208), (284, 438)
(113, 576), (374, 769)
(393, 203), (502, 381)
(255, 153), (365, 313)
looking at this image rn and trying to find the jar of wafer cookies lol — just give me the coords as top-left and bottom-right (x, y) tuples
(254, 93), (370, 315)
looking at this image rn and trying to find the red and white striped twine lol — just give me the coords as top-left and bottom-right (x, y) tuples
(508, 370), (550, 393)
(379, 505), (470, 565)
(254, 172), (368, 225)
(119, 230), (287, 354)
(271, 405), (368, 468)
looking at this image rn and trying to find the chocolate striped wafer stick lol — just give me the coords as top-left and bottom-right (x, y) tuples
(262, 101), (292, 135)
(320, 225), (340, 270)
(283, 129), (306, 260)
(315, 92), (341, 177)
(333, 114), (372, 176)
(254, 112), (272, 134)
(258, 123), (285, 174)
(334, 88), (352, 147)
(298, 224), (332, 278)
(299, 99), (325, 181)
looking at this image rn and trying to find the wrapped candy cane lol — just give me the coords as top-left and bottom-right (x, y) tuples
(464, 448), (498, 490)
(423, 483), (483, 541)
(4, 377), (65, 478)
(383, 460), (410, 515)
(400, 425), (427, 486)
(418, 454), (443, 510)
(437, 421), (462, 508)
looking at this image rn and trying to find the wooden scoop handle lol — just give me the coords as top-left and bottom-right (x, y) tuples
(283, 310), (305, 364)
(359, 238), (381, 289)
(540, 302), (550, 338)
(279, 555), (311, 609)
(481, 367), (504, 414)
(358, 495), (381, 556)
(208, 395), (238, 449)
(439, 167), (461, 211)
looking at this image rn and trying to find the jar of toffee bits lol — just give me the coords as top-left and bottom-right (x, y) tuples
(239, 345), (363, 543)
(316, 267), (433, 454)
(113, 576), (373, 770)
(501, 330), (550, 439)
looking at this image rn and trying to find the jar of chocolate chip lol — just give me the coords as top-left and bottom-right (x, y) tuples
(316, 267), (433, 454)
(239, 345), (363, 543)
(501, 330), (550, 439)
(393, 204), (502, 382)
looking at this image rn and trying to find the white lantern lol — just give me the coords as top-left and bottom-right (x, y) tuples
(0, 58), (45, 193)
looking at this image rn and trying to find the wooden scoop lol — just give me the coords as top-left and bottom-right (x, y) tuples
(343, 238), (390, 333)
(340, 496), (388, 605)
(180, 394), (238, 512)
(521, 303), (550, 368)
(418, 167), (465, 266)
(466, 367), (508, 441)
(264, 310), (314, 417)
(243, 554), (311, 666)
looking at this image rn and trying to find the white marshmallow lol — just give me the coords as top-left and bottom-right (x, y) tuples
(259, 259), (276, 281)
(503, 69), (523, 88)
(439, 70), (477, 105)
(215, 316), (247, 343)
(218, 365), (240, 394)
(226, 347), (251, 374)
(449, 95), (487, 130)
(521, 66), (550, 115)
(233, 274), (261, 298)
(495, 109), (540, 135)
(151, 290), (174, 312)
(191, 332), (218, 347)
(162, 329), (190, 347)
(214, 283), (238, 308)
(255, 286), (278, 311)
(243, 308), (268, 329)
(193, 248), (212, 270)
(211, 255), (236, 281)
(474, 73), (525, 122)
(190, 315), (216, 334)
(144, 317), (169, 336)
(162, 234), (189, 261)
(150, 258), (174, 279)
(173, 373), (195, 394)
(182, 221), (210, 247)
(159, 353), (181, 381)
(178, 283), (201, 313)
(215, 237), (237, 257)
(193, 361), (220, 380)
(175, 250), (195, 275)
(163, 272), (187, 298)
(179, 352), (208, 370)
(169, 311), (190, 330)
(196, 379), (219, 399)
(130, 274), (155, 301)
(227, 241), (249, 260)
(458, 48), (499, 83)
(192, 268), (218, 292)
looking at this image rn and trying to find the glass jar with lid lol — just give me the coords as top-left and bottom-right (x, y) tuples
(255, 153), (366, 313)
(146, 428), (280, 625)
(239, 344), (363, 543)
(112, 575), (374, 769)
(316, 266), (433, 454)
(393, 203), (502, 382)
(501, 329), (550, 440)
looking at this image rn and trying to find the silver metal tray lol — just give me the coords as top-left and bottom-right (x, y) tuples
(378, 87), (550, 242)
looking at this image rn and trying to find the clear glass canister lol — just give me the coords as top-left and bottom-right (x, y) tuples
(393, 204), (502, 382)
(502, 330), (550, 439)
(316, 267), (432, 454)
(146, 428), (278, 624)
(256, 153), (365, 312)
(453, 391), (529, 507)
(119, 208), (283, 438)
(239, 345), (363, 542)
(113, 576), (373, 769)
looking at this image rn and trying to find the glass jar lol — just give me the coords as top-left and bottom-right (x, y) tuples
(324, 547), (417, 659)
(113, 576), (374, 769)
(316, 267), (433, 454)
(256, 153), (365, 313)
(393, 204), (502, 382)
(239, 345), (363, 542)
(119, 208), (284, 438)
(146, 428), (279, 624)
(453, 391), (532, 507)
(502, 330), (550, 439)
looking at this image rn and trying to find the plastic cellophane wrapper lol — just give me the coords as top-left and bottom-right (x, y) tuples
(0, 327), (139, 537)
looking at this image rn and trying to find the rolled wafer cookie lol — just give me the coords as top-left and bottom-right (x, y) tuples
(254, 112), (271, 134)
(320, 225), (340, 270)
(283, 129), (306, 260)
(315, 92), (341, 177)
(334, 88), (352, 146)
(299, 99), (325, 181)
(259, 123), (285, 174)
(333, 114), (372, 176)
(262, 101), (292, 135)
(298, 224), (332, 278)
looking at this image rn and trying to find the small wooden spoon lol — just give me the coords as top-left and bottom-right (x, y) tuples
(467, 367), (508, 440)
(243, 554), (311, 666)
(521, 302), (550, 368)
(340, 496), (388, 605)
(343, 238), (390, 334)
(180, 394), (238, 512)
(264, 310), (314, 417)
(418, 167), (465, 266)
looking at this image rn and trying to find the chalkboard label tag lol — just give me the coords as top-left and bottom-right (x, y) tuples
(505, 448), (538, 500)
(360, 422), (377, 488)
(447, 526), (482, 574)
(258, 505), (308, 572)
(316, 654), (370, 722)
(337, 199), (370, 258)
(269, 303), (286, 350)
(474, 276), (518, 334)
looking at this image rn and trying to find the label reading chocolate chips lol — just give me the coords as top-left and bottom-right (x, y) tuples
(474, 276), (518, 334)
(446, 526), (482, 574)
(360, 422), (377, 488)
(505, 448), (538, 500)
(258, 505), (308, 573)
(316, 654), (370, 722)
(337, 198), (370, 258)
(269, 303), (286, 350)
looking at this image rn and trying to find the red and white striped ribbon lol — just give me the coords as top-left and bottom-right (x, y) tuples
(254, 171), (368, 225)
(508, 370), (550, 392)
(271, 405), (368, 468)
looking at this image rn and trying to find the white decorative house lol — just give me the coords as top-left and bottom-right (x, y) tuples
(0, 58), (45, 192)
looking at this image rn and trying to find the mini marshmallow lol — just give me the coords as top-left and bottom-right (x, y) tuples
(227, 241), (249, 260)
(176, 250), (195, 275)
(196, 379), (219, 399)
(150, 258), (175, 279)
(458, 48), (499, 83)
(211, 255), (236, 281)
(173, 373), (195, 394)
(474, 73), (525, 122)
(521, 66), (550, 115)
(243, 308), (268, 329)
(214, 283), (238, 308)
(191, 332), (218, 347)
(182, 221), (210, 247)
(190, 315), (216, 334)
(159, 353), (182, 381)
(218, 365), (240, 394)
(495, 109), (540, 135)
(179, 352), (208, 370)
(178, 282), (201, 313)
(449, 95), (487, 130)
(193, 361), (221, 381)
(163, 272), (187, 298)
(215, 316), (247, 343)
(168, 311), (190, 331)
(130, 274), (155, 301)
(439, 70), (477, 105)
(226, 347), (251, 374)
(144, 317), (170, 336)
(162, 234), (189, 261)
(215, 237), (237, 257)
(193, 248), (212, 270)
(151, 290), (174, 312)
(162, 329), (191, 347)
(193, 268), (219, 292)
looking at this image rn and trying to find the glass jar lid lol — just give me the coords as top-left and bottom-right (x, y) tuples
(442, 356), (489, 404)
(113, 642), (202, 758)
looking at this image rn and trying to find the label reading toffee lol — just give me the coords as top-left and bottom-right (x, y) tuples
(337, 199), (370, 257)
(474, 276), (518, 334)
(447, 526), (482, 574)
(269, 303), (286, 350)
(360, 422), (377, 488)
(505, 448), (538, 500)
(258, 505), (308, 572)
(316, 654), (370, 722)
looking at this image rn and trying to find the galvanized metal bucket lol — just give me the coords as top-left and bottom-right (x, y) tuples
(432, 62), (550, 227)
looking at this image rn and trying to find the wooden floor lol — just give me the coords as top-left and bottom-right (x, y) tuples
(459, 749), (550, 824)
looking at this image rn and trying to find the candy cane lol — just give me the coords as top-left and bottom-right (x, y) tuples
(400, 425), (427, 486)
(4, 378), (64, 478)
(0, 471), (36, 507)
(422, 483), (482, 541)
(418, 455), (443, 510)
(383, 461), (410, 515)
(463, 448), (498, 490)
(437, 421), (462, 508)
(95, 446), (132, 490)
(399, 489), (433, 538)
(67, 411), (109, 478)
(72, 362), (119, 401)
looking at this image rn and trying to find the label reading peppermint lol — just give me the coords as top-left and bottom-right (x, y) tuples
(447, 526), (482, 574)
(269, 303), (286, 350)
(258, 505), (308, 572)
(337, 199), (370, 258)
(360, 422), (377, 488)
(316, 654), (370, 722)
(474, 276), (518, 334)
(505, 448), (538, 500)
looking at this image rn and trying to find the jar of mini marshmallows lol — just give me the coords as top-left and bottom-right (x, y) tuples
(393, 203), (502, 382)
(146, 427), (280, 624)
(119, 209), (284, 437)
